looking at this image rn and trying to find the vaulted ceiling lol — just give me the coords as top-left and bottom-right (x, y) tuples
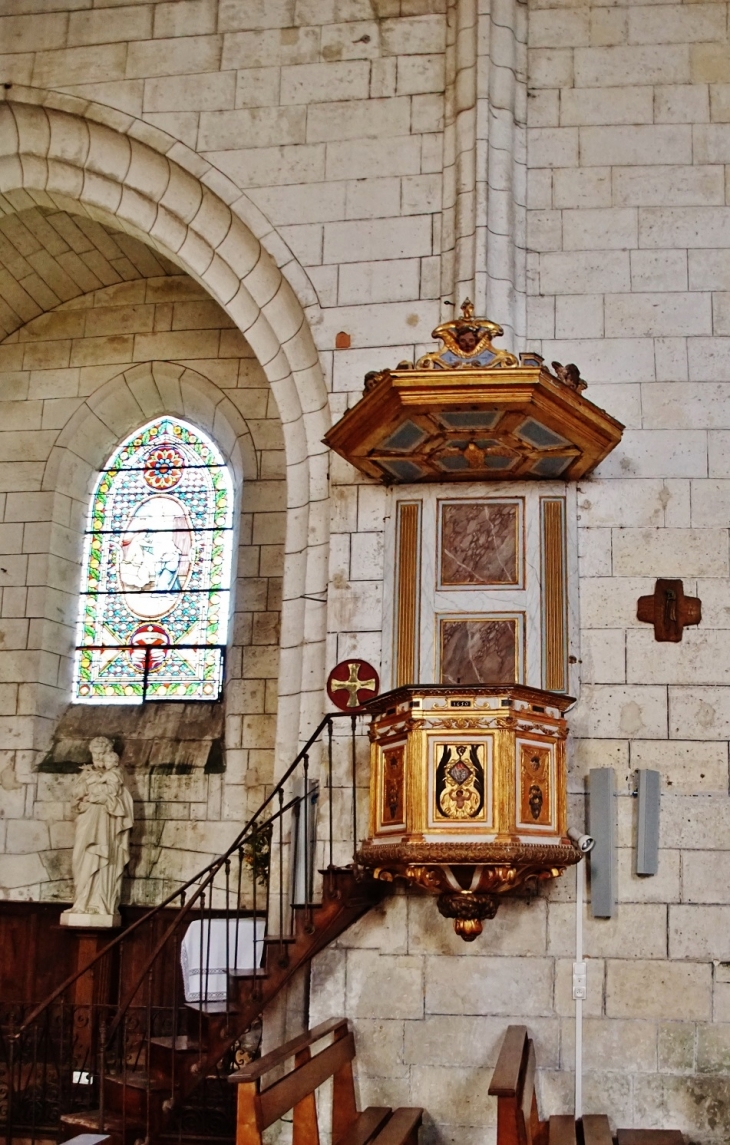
(0, 207), (179, 340)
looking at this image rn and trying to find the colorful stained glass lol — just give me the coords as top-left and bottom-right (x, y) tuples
(74, 417), (234, 703)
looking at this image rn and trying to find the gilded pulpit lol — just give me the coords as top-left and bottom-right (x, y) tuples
(325, 302), (624, 938)
(358, 684), (577, 940)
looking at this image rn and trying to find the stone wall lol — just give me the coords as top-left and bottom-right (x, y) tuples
(0, 257), (285, 903)
(523, 0), (730, 1137)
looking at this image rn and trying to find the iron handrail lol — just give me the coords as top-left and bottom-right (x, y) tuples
(18, 710), (354, 1035)
(106, 784), (316, 1043)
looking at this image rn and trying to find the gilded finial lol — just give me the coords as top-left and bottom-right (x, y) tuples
(416, 298), (519, 370)
(358, 300), (589, 396)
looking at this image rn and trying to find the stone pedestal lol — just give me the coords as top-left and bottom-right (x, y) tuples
(60, 910), (121, 928)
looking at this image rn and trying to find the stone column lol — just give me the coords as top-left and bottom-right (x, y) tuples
(442, 0), (527, 350)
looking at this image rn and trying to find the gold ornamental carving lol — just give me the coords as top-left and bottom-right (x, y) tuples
(519, 744), (552, 827)
(435, 743), (486, 820)
(324, 300), (623, 484)
(417, 300), (520, 370)
(357, 684), (581, 941)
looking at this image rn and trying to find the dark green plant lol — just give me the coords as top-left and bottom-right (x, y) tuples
(242, 825), (271, 888)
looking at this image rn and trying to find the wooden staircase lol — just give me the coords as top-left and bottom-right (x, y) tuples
(2, 713), (382, 1145)
(59, 869), (385, 1145)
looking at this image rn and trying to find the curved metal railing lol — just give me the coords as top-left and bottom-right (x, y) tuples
(1, 710), (364, 1145)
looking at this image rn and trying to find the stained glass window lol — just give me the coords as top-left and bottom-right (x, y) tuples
(74, 416), (234, 704)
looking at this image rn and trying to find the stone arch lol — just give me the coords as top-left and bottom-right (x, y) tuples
(48, 361), (252, 497)
(39, 359), (269, 717)
(0, 91), (331, 757)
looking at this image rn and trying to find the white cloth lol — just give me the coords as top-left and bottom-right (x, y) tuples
(180, 918), (265, 1003)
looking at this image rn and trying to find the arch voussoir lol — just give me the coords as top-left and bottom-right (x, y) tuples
(0, 91), (331, 763)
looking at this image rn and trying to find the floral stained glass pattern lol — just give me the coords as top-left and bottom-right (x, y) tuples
(74, 417), (234, 703)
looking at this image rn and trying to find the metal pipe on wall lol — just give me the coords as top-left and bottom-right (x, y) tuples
(567, 827), (595, 1120)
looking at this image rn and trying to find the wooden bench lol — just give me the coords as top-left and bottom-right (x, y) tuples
(488, 1024), (547, 1145)
(551, 1112), (685, 1145)
(488, 1028), (685, 1145)
(485, 1025), (582, 1145)
(583, 1115), (613, 1145)
(229, 1017), (422, 1145)
(617, 1134), (684, 1144)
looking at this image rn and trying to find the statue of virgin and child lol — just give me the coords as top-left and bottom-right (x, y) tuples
(61, 736), (134, 928)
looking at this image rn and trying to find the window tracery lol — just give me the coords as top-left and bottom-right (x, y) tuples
(74, 416), (234, 703)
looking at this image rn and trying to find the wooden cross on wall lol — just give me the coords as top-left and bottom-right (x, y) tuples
(637, 579), (701, 642)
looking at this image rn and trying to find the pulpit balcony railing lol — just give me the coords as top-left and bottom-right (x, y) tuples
(0, 711), (371, 1145)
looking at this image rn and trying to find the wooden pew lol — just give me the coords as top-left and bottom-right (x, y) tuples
(488, 1025), (547, 1145)
(229, 1017), (422, 1145)
(617, 1133), (684, 1144)
(489, 1027), (686, 1145)
(548, 1115), (576, 1144)
(583, 1114), (613, 1145)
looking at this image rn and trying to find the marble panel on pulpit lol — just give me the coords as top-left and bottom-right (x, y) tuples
(439, 616), (522, 685)
(439, 499), (522, 587)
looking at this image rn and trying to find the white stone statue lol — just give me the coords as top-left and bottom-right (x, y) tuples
(61, 736), (134, 928)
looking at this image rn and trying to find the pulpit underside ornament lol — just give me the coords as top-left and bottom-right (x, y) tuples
(323, 300), (624, 484)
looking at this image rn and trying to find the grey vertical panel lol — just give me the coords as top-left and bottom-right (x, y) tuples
(636, 769), (660, 876)
(588, 768), (616, 918)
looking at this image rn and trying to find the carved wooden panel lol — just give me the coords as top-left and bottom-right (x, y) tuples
(380, 744), (405, 829)
(394, 501), (421, 687)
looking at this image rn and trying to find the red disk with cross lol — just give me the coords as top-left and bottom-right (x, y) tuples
(326, 659), (380, 711)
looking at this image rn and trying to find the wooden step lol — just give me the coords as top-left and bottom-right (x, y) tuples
(184, 1000), (241, 1013)
(104, 1073), (167, 1119)
(60, 1109), (141, 1144)
(150, 1035), (202, 1052)
(148, 1034), (206, 1081)
(61, 1112), (130, 1132)
(106, 1073), (165, 1090)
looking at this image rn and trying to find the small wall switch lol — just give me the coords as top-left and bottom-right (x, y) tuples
(572, 960), (587, 1001)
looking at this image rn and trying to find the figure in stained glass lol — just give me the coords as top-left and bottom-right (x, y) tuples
(74, 417), (234, 703)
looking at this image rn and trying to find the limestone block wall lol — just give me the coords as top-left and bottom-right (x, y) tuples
(0, 1), (451, 331)
(520, 0), (730, 1138)
(318, 1), (730, 1140)
(0, 258), (285, 904)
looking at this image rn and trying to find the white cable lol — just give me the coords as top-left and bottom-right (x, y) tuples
(567, 827), (593, 1122)
(573, 855), (586, 1120)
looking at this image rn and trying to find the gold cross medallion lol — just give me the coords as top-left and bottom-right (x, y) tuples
(327, 659), (379, 711)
